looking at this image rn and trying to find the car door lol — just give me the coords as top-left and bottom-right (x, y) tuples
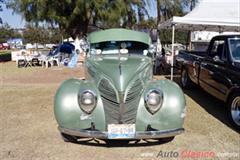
(187, 54), (201, 84)
(199, 39), (230, 101)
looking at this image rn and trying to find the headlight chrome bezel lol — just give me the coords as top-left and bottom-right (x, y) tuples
(78, 90), (97, 114)
(144, 89), (163, 114)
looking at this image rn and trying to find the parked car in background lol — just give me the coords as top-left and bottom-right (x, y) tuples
(0, 43), (10, 50)
(54, 28), (186, 144)
(176, 35), (240, 130)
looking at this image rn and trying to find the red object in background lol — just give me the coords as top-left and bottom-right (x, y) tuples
(0, 43), (10, 50)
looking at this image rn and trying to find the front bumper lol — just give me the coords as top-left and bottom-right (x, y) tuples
(59, 126), (184, 140)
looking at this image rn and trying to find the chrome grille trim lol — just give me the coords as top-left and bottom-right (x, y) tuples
(98, 79), (119, 124)
(125, 78), (143, 103)
(123, 78), (143, 124)
(98, 78), (143, 124)
(98, 79), (118, 103)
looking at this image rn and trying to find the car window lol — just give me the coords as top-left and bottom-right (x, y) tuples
(209, 40), (225, 61)
(228, 38), (240, 62)
(90, 41), (149, 55)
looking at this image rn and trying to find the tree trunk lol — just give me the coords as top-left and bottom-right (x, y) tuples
(157, 0), (161, 25)
(157, 0), (162, 54)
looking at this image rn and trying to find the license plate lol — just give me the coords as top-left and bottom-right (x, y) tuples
(108, 124), (135, 139)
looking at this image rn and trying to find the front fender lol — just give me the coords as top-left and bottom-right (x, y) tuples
(54, 79), (106, 131)
(136, 79), (186, 131)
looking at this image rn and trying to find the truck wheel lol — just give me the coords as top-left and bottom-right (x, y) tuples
(228, 93), (240, 131)
(180, 68), (193, 89)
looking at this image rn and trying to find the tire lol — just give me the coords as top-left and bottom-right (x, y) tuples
(180, 68), (193, 89)
(61, 133), (77, 143)
(227, 93), (240, 131)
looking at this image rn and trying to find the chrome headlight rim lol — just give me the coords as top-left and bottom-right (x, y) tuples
(144, 89), (163, 114)
(78, 90), (97, 114)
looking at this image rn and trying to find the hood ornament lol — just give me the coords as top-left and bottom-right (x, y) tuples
(119, 62), (122, 75)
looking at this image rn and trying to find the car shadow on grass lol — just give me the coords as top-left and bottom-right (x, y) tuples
(168, 75), (240, 133)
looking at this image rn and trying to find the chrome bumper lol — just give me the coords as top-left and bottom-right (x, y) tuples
(58, 127), (184, 140)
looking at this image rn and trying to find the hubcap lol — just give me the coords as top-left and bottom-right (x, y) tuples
(181, 70), (187, 87)
(231, 96), (240, 126)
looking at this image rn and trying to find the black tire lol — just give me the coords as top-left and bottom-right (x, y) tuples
(180, 68), (193, 89)
(61, 133), (77, 143)
(227, 93), (240, 131)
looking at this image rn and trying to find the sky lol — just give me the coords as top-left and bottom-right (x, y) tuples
(0, 2), (157, 29)
(0, 5), (26, 28)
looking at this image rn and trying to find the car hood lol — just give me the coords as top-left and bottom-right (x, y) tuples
(86, 55), (152, 92)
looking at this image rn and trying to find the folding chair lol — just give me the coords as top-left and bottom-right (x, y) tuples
(16, 55), (25, 68)
(31, 58), (40, 66)
(24, 55), (32, 67)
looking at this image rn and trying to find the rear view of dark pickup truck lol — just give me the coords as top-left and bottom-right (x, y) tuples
(176, 35), (240, 130)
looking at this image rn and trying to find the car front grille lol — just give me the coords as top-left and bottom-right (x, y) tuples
(98, 79), (120, 124)
(98, 78), (143, 125)
(123, 78), (143, 123)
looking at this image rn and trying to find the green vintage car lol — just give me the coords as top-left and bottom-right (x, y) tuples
(54, 28), (186, 143)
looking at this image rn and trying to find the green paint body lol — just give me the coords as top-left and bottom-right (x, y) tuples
(54, 28), (185, 134)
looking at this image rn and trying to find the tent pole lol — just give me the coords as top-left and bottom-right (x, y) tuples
(171, 24), (175, 81)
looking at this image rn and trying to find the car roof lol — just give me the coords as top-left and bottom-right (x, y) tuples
(88, 28), (151, 45)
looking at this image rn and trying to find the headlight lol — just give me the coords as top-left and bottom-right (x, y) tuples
(78, 90), (97, 114)
(144, 89), (163, 114)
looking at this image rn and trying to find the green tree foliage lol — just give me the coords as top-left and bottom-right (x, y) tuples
(7, 0), (197, 44)
(153, 0), (198, 44)
(0, 0), (5, 24)
(23, 24), (62, 44)
(7, 0), (148, 38)
(0, 23), (22, 43)
(154, 0), (191, 23)
(160, 29), (188, 44)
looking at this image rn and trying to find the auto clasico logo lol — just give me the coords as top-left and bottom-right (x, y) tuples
(156, 150), (215, 159)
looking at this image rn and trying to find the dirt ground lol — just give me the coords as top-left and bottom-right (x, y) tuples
(0, 62), (239, 160)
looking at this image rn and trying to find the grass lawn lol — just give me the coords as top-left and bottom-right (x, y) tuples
(0, 62), (239, 160)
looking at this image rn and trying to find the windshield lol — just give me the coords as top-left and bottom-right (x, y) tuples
(228, 38), (240, 62)
(90, 41), (149, 55)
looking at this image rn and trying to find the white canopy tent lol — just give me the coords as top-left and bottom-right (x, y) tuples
(158, 0), (240, 80)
